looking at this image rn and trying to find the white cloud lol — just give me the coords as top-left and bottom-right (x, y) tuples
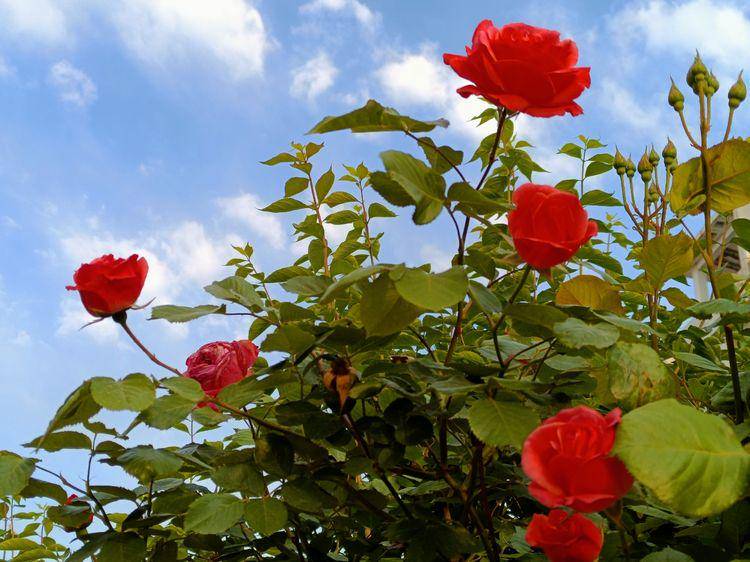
(57, 299), (121, 344)
(216, 193), (287, 250)
(290, 52), (338, 101)
(48, 60), (97, 107)
(420, 244), (453, 272)
(615, 0), (750, 69)
(0, 55), (13, 77)
(300, 0), (379, 27)
(598, 79), (663, 133)
(0, 0), (70, 46)
(113, 0), (272, 81)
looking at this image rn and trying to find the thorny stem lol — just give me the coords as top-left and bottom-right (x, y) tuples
(114, 313), (183, 377)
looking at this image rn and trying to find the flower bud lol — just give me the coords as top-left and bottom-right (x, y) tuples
(638, 152), (653, 183)
(614, 148), (627, 175)
(649, 146), (660, 166)
(668, 80), (685, 111)
(686, 53), (708, 90)
(729, 72), (747, 109)
(625, 157), (636, 178)
(647, 185), (660, 203)
(662, 138), (677, 166)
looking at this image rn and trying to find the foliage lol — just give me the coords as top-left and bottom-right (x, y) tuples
(4, 25), (750, 562)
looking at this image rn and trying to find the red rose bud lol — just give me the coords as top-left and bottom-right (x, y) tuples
(526, 509), (603, 562)
(185, 340), (259, 406)
(507, 184), (597, 270)
(64, 494), (94, 531)
(521, 406), (633, 513)
(443, 20), (590, 118)
(66, 254), (148, 317)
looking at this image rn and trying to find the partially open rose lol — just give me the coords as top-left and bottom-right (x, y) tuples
(185, 340), (259, 405)
(66, 254), (148, 317)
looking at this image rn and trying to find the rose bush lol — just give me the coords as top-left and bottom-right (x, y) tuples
(4, 18), (750, 562)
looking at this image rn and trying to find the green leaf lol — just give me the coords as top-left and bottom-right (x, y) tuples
(0, 452), (35, 496)
(380, 150), (445, 225)
(325, 209), (360, 224)
(614, 399), (750, 517)
(671, 139), (750, 214)
(117, 447), (183, 483)
(281, 275), (331, 296)
(687, 299), (750, 323)
(324, 190), (358, 206)
(261, 325), (316, 355)
(674, 352), (726, 372)
(419, 136), (463, 174)
(368, 202), (396, 218)
(640, 234), (694, 289)
(244, 497), (288, 536)
(580, 189), (621, 206)
(369, 171), (415, 207)
(467, 399), (539, 449)
(0, 538), (43, 551)
(141, 395), (196, 429)
(315, 167), (335, 200)
(641, 548), (694, 562)
(90, 374), (156, 412)
(184, 494), (244, 534)
(552, 318), (619, 349)
(261, 198), (308, 213)
(98, 533), (147, 562)
(607, 343), (676, 409)
(447, 182), (508, 214)
(285, 177), (308, 197)
(504, 304), (567, 330)
(205, 276), (263, 309)
(160, 377), (205, 402)
(308, 99), (448, 134)
(393, 266), (468, 311)
(24, 431), (91, 452)
(555, 275), (622, 313)
(41, 380), (101, 440)
(360, 274), (423, 336)
(20, 478), (67, 504)
(584, 161), (612, 178)
(319, 265), (387, 303)
(213, 454), (265, 495)
(261, 152), (296, 166)
(150, 304), (225, 323)
(468, 281), (502, 316)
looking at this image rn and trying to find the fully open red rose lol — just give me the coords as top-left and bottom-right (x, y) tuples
(526, 509), (603, 562)
(66, 254), (148, 317)
(443, 20), (591, 117)
(185, 340), (259, 404)
(522, 406), (633, 513)
(508, 184), (597, 270)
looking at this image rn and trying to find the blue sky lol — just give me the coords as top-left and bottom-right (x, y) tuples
(1, 0), (749, 478)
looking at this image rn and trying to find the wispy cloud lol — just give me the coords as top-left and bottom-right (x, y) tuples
(48, 60), (97, 107)
(290, 52), (338, 101)
(300, 0), (379, 27)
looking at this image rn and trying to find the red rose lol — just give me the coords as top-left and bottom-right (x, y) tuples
(443, 20), (591, 117)
(66, 254), (148, 317)
(522, 406), (633, 513)
(185, 340), (259, 403)
(526, 509), (603, 562)
(508, 184), (597, 270)
(64, 494), (94, 530)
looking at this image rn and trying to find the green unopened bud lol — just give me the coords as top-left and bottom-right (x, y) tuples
(668, 79), (685, 111)
(649, 146), (660, 166)
(729, 72), (746, 108)
(625, 157), (636, 178)
(638, 152), (653, 183)
(706, 72), (719, 96)
(647, 185), (660, 203)
(614, 148), (627, 175)
(687, 53), (708, 90)
(668, 159), (678, 173)
(662, 138), (677, 166)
